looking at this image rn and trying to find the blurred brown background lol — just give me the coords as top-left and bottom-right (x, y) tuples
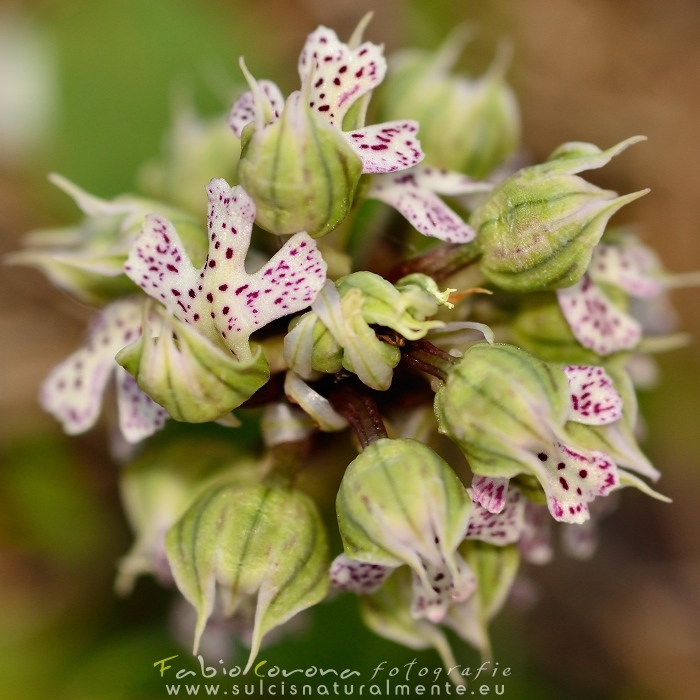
(1, 1), (699, 698)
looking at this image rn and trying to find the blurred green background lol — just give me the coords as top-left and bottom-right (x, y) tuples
(1, 1), (699, 698)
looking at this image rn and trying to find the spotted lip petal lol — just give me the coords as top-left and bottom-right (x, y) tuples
(465, 487), (525, 545)
(125, 178), (327, 359)
(298, 25), (386, 128)
(563, 365), (623, 425)
(557, 274), (642, 356)
(532, 443), (620, 524)
(367, 167), (478, 243)
(330, 553), (393, 595)
(410, 553), (476, 624)
(344, 120), (423, 174)
(40, 298), (166, 442)
(471, 476), (509, 514)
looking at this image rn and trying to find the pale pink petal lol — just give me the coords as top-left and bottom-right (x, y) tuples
(562, 365), (623, 425)
(298, 26), (386, 127)
(465, 487), (525, 545)
(368, 170), (476, 243)
(471, 475), (510, 514)
(519, 503), (553, 564)
(228, 80), (284, 138)
(557, 275), (642, 356)
(344, 120), (422, 174)
(40, 299), (143, 435)
(115, 368), (168, 443)
(329, 553), (392, 595)
(410, 554), (476, 624)
(532, 443), (620, 524)
(589, 243), (663, 298)
(124, 215), (201, 326)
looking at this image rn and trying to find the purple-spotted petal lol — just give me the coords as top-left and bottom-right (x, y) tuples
(557, 275), (642, 356)
(298, 26), (386, 127)
(40, 298), (143, 435)
(519, 503), (553, 564)
(329, 554), (393, 595)
(228, 80), (284, 138)
(532, 442), (620, 524)
(126, 178), (327, 358)
(589, 242), (663, 298)
(124, 215), (202, 326)
(344, 120), (423, 174)
(116, 368), (168, 443)
(410, 554), (476, 624)
(471, 475), (509, 514)
(368, 169), (476, 243)
(465, 487), (525, 545)
(563, 365), (623, 426)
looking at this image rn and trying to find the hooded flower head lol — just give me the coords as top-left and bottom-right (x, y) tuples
(166, 481), (329, 673)
(230, 20), (424, 237)
(336, 438), (475, 623)
(435, 343), (665, 523)
(471, 138), (648, 293)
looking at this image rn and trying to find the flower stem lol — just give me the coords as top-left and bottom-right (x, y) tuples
(386, 239), (482, 283)
(329, 380), (388, 449)
(401, 339), (459, 382)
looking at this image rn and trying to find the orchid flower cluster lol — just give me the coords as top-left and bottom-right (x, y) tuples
(12, 17), (697, 679)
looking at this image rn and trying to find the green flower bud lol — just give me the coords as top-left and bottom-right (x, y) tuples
(116, 437), (259, 594)
(471, 137), (648, 292)
(336, 271), (451, 340)
(116, 307), (269, 424)
(382, 31), (520, 177)
(435, 343), (570, 476)
(8, 174), (206, 305)
(337, 438), (475, 622)
(284, 281), (400, 391)
(238, 89), (362, 238)
(166, 482), (329, 672)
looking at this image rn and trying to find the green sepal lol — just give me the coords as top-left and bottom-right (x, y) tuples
(337, 438), (472, 577)
(434, 343), (570, 477)
(165, 482), (329, 673)
(116, 310), (269, 423)
(238, 93), (363, 238)
(471, 137), (647, 292)
(444, 541), (520, 659)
